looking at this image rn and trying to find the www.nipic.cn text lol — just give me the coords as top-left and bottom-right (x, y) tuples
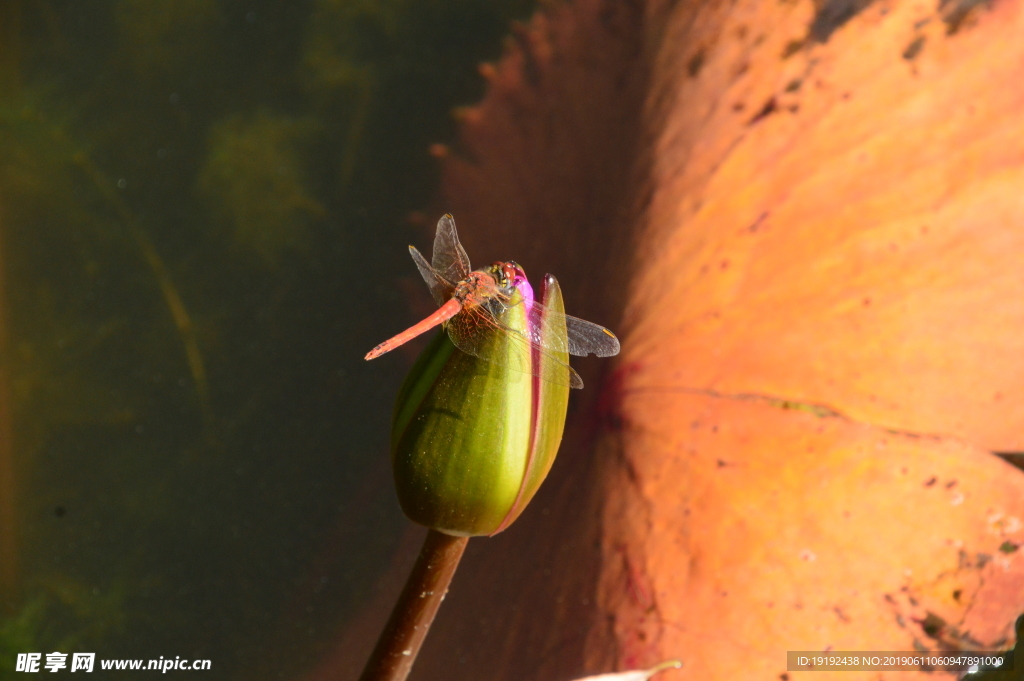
(15, 653), (212, 673)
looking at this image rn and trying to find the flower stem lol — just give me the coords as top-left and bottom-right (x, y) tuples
(358, 529), (469, 681)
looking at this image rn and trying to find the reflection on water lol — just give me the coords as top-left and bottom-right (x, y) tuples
(0, 1), (533, 678)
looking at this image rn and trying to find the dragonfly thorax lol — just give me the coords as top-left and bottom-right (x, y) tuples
(452, 271), (500, 309)
(454, 261), (527, 308)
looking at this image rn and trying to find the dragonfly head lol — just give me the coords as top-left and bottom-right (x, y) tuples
(484, 261), (534, 314)
(492, 261), (529, 295)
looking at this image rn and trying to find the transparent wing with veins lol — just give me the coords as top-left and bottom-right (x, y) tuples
(431, 214), (471, 288)
(449, 291), (620, 389)
(409, 244), (456, 306)
(446, 302), (585, 389)
(522, 300), (621, 358)
(409, 214), (469, 306)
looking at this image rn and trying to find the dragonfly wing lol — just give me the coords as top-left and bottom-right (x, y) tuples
(564, 314), (621, 357)
(431, 214), (472, 284)
(520, 299), (621, 358)
(447, 306), (583, 389)
(509, 324), (585, 389)
(409, 245), (456, 306)
(445, 308), (528, 376)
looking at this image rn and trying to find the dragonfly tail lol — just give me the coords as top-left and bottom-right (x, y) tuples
(364, 298), (462, 360)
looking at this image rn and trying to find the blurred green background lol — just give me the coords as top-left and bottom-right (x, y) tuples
(0, 1), (534, 678)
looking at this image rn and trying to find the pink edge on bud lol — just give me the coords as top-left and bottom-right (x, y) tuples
(491, 272), (544, 536)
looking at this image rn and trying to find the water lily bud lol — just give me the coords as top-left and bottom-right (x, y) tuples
(390, 274), (571, 536)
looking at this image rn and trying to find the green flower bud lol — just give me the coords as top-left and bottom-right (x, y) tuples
(390, 274), (571, 536)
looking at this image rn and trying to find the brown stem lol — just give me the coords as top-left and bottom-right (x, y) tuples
(358, 529), (468, 681)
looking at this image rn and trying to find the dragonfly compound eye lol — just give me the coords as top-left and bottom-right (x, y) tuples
(487, 262), (513, 293)
(500, 262), (527, 290)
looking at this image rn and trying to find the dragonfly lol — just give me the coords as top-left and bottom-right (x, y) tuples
(364, 214), (620, 389)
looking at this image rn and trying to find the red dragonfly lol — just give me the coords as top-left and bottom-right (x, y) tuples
(365, 214), (619, 388)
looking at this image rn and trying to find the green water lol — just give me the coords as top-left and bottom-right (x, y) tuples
(0, 1), (534, 678)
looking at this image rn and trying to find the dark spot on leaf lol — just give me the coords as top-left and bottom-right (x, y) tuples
(749, 97), (777, 124)
(809, 0), (876, 42)
(688, 49), (705, 77)
(1000, 541), (1019, 553)
(902, 35), (926, 60)
(952, 589), (962, 601)
(782, 39), (805, 58)
(717, 459), (728, 467)
(920, 612), (946, 639)
(976, 552), (992, 567)
(785, 78), (803, 92)
(780, 675), (790, 681)
(732, 101), (746, 112)
(924, 476), (937, 487)
(945, 479), (957, 489)
(747, 211), (769, 232)
(941, 0), (991, 34)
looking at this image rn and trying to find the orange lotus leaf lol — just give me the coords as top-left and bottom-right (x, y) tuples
(600, 389), (1022, 679)
(394, 0), (1024, 679)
